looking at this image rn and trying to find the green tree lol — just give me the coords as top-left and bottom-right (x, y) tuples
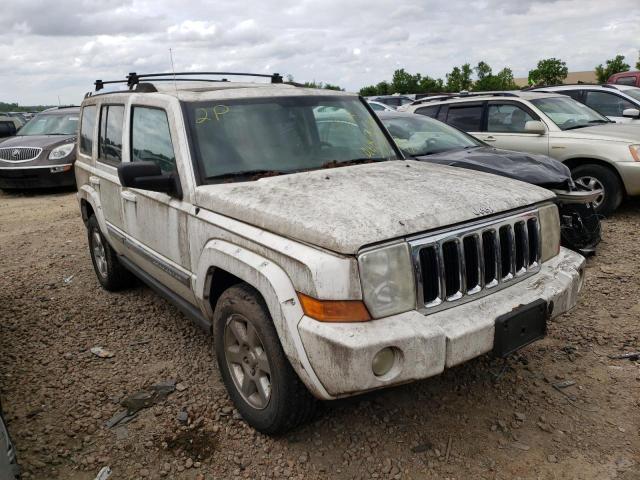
(527, 58), (568, 86)
(418, 75), (445, 93)
(637, 59), (640, 70)
(375, 80), (391, 95)
(445, 64), (472, 92)
(391, 69), (421, 94)
(359, 85), (378, 96)
(595, 55), (630, 83)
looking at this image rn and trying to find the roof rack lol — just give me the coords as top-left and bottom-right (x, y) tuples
(94, 71), (284, 91)
(522, 82), (612, 91)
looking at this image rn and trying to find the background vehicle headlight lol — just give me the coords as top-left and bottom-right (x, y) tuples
(629, 144), (640, 162)
(539, 203), (560, 262)
(358, 243), (416, 318)
(48, 143), (74, 160)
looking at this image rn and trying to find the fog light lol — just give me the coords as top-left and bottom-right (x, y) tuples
(50, 165), (71, 174)
(372, 347), (395, 377)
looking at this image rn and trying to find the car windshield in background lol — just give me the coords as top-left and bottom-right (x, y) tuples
(530, 97), (610, 130)
(381, 114), (481, 156)
(622, 88), (640, 102)
(184, 96), (399, 182)
(18, 113), (79, 136)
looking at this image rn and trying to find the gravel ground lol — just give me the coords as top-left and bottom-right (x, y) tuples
(1, 189), (639, 480)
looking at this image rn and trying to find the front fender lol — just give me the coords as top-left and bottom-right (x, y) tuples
(194, 239), (333, 400)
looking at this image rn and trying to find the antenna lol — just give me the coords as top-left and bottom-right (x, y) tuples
(57, 95), (61, 107)
(169, 48), (179, 98)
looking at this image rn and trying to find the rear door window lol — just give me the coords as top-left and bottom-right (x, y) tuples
(131, 107), (177, 173)
(584, 91), (635, 117)
(98, 105), (124, 163)
(80, 105), (96, 155)
(445, 104), (483, 131)
(487, 104), (535, 133)
(415, 105), (440, 118)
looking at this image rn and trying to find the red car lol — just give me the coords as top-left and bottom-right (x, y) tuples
(608, 71), (640, 87)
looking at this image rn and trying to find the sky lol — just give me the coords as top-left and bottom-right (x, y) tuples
(1, 0), (639, 105)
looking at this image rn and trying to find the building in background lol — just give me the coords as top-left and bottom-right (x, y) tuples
(514, 70), (597, 87)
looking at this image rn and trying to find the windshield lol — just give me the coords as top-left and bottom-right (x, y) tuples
(18, 113), (79, 136)
(185, 96), (399, 182)
(623, 88), (640, 102)
(530, 97), (609, 130)
(381, 114), (481, 156)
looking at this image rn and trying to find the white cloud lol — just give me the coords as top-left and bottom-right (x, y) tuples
(0, 0), (639, 104)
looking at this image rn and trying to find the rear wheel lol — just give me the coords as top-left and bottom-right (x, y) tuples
(571, 164), (623, 216)
(87, 215), (135, 291)
(213, 284), (316, 434)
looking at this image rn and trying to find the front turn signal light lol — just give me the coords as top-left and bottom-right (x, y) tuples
(297, 293), (371, 322)
(629, 145), (640, 162)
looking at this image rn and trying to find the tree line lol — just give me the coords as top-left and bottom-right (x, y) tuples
(358, 54), (640, 96)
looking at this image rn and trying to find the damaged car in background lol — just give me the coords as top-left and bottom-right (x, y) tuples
(378, 111), (601, 255)
(76, 71), (586, 434)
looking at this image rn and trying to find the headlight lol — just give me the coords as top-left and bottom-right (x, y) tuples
(48, 143), (75, 160)
(358, 243), (416, 318)
(629, 144), (640, 162)
(539, 203), (560, 262)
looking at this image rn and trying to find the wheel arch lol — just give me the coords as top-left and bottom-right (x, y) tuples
(562, 157), (627, 195)
(195, 239), (332, 400)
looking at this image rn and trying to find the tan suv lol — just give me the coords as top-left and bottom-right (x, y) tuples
(405, 92), (640, 215)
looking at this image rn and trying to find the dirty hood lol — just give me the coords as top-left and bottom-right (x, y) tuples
(194, 161), (554, 255)
(0, 134), (76, 149)
(418, 146), (573, 190)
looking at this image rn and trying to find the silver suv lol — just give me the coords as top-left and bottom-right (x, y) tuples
(75, 72), (585, 433)
(530, 84), (640, 124)
(404, 91), (640, 215)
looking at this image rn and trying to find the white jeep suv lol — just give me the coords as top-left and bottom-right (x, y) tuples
(405, 91), (640, 215)
(75, 72), (585, 433)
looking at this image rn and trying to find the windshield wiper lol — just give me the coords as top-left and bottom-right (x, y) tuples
(563, 124), (589, 131)
(320, 157), (388, 168)
(206, 169), (290, 181)
(588, 119), (613, 124)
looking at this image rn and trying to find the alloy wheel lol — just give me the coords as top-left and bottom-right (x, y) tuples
(574, 175), (605, 210)
(223, 313), (272, 410)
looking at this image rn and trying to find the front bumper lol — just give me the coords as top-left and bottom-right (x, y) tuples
(298, 247), (585, 398)
(616, 161), (640, 196)
(0, 164), (75, 189)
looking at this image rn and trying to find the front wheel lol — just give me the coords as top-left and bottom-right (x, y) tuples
(571, 164), (623, 216)
(213, 284), (316, 434)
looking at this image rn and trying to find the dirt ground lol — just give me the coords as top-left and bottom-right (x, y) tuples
(0, 189), (638, 480)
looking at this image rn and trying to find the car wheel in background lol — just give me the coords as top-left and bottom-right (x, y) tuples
(571, 164), (623, 216)
(213, 284), (317, 434)
(87, 215), (135, 291)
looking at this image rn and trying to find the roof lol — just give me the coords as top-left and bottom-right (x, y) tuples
(535, 83), (639, 92)
(410, 91), (564, 106)
(40, 106), (80, 114)
(87, 80), (354, 102)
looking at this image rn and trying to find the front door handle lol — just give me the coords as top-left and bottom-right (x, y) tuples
(89, 176), (100, 186)
(120, 191), (137, 203)
(484, 136), (496, 142)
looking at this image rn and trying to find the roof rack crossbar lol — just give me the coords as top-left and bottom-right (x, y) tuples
(127, 71), (283, 87)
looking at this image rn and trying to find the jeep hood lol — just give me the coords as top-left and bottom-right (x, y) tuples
(194, 161), (554, 255)
(557, 124), (639, 143)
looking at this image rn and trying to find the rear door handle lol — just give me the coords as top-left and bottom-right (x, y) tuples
(484, 136), (496, 142)
(120, 191), (137, 203)
(89, 176), (100, 186)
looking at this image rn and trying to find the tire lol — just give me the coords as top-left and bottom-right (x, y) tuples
(571, 163), (623, 216)
(87, 215), (135, 291)
(213, 284), (316, 434)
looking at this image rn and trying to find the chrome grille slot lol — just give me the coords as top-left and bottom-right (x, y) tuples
(411, 209), (542, 314)
(419, 246), (440, 305)
(527, 218), (539, 267)
(0, 147), (43, 162)
(442, 240), (462, 300)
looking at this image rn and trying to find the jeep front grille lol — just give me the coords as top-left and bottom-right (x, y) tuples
(410, 209), (541, 314)
(0, 147), (43, 162)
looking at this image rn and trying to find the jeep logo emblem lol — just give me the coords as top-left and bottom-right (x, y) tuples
(11, 149), (20, 158)
(472, 204), (494, 216)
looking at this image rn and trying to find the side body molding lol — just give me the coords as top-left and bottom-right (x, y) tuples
(194, 239), (333, 400)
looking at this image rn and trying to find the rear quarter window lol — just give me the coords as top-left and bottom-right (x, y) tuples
(615, 76), (638, 86)
(80, 105), (97, 156)
(445, 104), (483, 131)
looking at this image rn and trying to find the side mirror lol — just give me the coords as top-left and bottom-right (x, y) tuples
(524, 120), (547, 135)
(117, 161), (179, 196)
(622, 108), (640, 119)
